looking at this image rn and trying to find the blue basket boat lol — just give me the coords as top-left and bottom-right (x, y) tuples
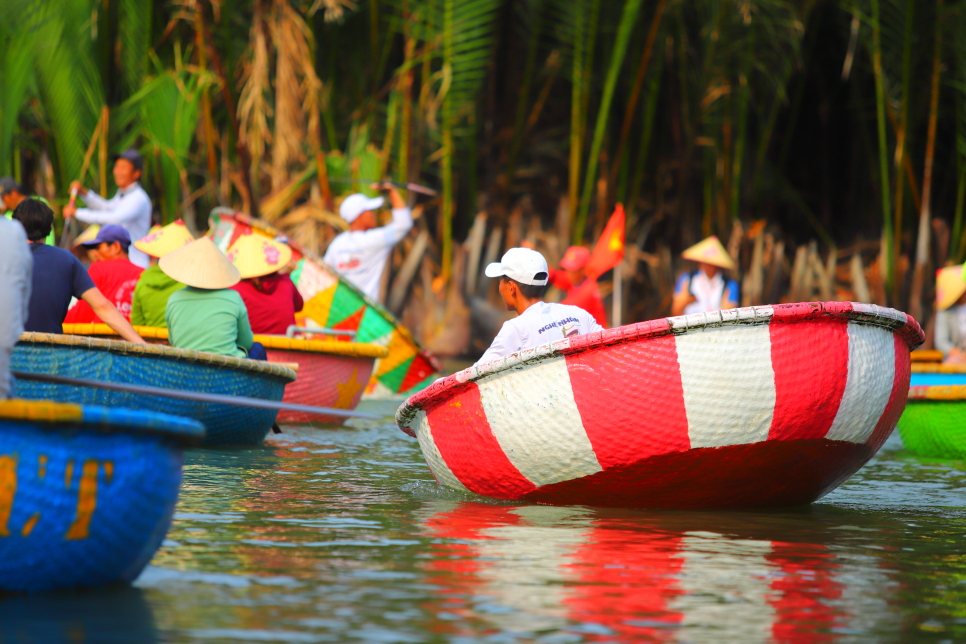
(0, 399), (203, 593)
(12, 333), (296, 446)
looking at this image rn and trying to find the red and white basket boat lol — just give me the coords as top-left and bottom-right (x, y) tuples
(396, 302), (924, 510)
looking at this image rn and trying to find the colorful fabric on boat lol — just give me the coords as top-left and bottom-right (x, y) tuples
(321, 207), (412, 301)
(74, 182), (152, 268)
(24, 243), (95, 334)
(231, 273), (304, 335)
(0, 218), (32, 398)
(475, 301), (604, 368)
(131, 264), (185, 328)
(675, 271), (739, 315)
(64, 257), (143, 324)
(209, 210), (441, 395)
(165, 286), (253, 358)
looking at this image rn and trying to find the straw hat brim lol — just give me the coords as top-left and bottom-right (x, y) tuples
(227, 234), (294, 279)
(134, 220), (194, 258)
(681, 236), (736, 270)
(936, 265), (966, 311)
(159, 237), (240, 290)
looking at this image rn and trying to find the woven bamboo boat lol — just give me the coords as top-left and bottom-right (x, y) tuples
(0, 399), (203, 592)
(256, 335), (387, 423)
(397, 302), (924, 510)
(62, 323), (388, 423)
(12, 333), (295, 446)
(897, 386), (966, 458)
(208, 208), (442, 397)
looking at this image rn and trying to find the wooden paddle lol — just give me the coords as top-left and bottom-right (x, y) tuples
(11, 371), (380, 421)
(60, 111), (105, 248)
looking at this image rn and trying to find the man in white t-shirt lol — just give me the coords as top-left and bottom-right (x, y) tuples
(322, 183), (413, 302)
(475, 248), (604, 368)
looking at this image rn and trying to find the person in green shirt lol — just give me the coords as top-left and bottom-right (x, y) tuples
(160, 237), (266, 360)
(1, 178), (55, 245)
(130, 219), (194, 327)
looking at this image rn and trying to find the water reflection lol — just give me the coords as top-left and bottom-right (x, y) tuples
(418, 501), (902, 643)
(0, 586), (157, 644)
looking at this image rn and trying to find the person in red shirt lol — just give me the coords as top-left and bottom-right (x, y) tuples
(64, 225), (144, 324)
(226, 233), (304, 335)
(549, 246), (608, 328)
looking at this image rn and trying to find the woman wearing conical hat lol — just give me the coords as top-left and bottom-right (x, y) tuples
(933, 265), (966, 361)
(160, 237), (264, 359)
(226, 233), (304, 335)
(130, 220), (194, 327)
(671, 236), (740, 317)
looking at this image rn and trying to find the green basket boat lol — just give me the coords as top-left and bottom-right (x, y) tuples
(897, 385), (966, 459)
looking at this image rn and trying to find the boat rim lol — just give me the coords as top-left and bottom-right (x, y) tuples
(61, 323), (389, 359)
(910, 362), (966, 374)
(0, 399), (205, 445)
(909, 385), (966, 401)
(19, 332), (297, 382)
(396, 301), (924, 431)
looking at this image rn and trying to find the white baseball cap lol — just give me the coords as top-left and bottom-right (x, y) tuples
(340, 193), (385, 223)
(485, 248), (549, 285)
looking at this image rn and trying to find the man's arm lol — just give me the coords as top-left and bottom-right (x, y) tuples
(355, 184), (413, 249)
(74, 192), (148, 226)
(80, 288), (146, 344)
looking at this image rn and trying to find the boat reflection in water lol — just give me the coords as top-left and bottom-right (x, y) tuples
(418, 501), (899, 642)
(0, 586), (158, 644)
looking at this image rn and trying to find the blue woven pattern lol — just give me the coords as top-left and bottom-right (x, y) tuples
(12, 343), (286, 446)
(0, 419), (184, 592)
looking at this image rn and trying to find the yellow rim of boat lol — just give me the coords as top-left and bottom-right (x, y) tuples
(63, 323), (170, 340)
(910, 362), (966, 374)
(21, 332), (296, 382)
(251, 335), (388, 358)
(909, 385), (966, 401)
(63, 323), (387, 359)
(910, 349), (943, 362)
(0, 399), (84, 422)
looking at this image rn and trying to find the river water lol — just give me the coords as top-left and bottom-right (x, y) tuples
(2, 398), (965, 644)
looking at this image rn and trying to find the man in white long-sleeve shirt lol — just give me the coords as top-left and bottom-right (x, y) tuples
(474, 248), (603, 368)
(62, 149), (153, 268)
(323, 183), (413, 302)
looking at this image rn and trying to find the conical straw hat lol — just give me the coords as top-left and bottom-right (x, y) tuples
(159, 236), (240, 290)
(70, 224), (101, 248)
(133, 219), (194, 258)
(936, 265), (966, 311)
(226, 233), (293, 279)
(681, 236), (736, 270)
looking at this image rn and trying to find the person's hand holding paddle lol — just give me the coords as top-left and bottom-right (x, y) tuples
(62, 181), (88, 220)
(370, 182), (406, 210)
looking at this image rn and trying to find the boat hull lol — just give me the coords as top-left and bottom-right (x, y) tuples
(398, 302), (923, 510)
(897, 386), (966, 458)
(0, 400), (202, 592)
(12, 334), (295, 446)
(266, 348), (375, 423)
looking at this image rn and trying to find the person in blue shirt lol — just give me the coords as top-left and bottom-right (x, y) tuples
(12, 199), (144, 344)
(671, 236), (740, 316)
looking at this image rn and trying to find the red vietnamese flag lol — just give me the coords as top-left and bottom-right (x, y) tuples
(585, 203), (626, 279)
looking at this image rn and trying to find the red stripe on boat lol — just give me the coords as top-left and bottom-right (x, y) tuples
(525, 439), (872, 510)
(768, 319), (849, 441)
(566, 335), (690, 469)
(866, 333), (911, 451)
(425, 384), (536, 497)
